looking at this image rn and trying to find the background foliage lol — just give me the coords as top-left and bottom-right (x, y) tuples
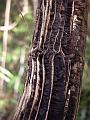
(0, 0), (90, 120)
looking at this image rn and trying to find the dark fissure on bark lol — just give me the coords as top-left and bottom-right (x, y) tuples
(47, 53), (65, 120)
(13, 0), (87, 120)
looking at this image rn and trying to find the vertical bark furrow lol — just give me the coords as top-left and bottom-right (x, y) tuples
(28, 55), (43, 119)
(64, 0), (88, 120)
(32, 0), (43, 48)
(27, 0), (48, 118)
(43, 0), (56, 50)
(19, 1), (44, 118)
(61, 0), (73, 55)
(34, 51), (53, 120)
(47, 53), (65, 120)
(49, 1), (63, 51)
(29, 1), (53, 119)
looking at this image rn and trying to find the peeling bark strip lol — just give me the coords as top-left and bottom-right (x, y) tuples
(13, 0), (87, 120)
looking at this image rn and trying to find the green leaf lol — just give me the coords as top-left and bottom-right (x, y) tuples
(0, 66), (14, 80)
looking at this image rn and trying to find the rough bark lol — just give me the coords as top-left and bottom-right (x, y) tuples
(13, 0), (88, 120)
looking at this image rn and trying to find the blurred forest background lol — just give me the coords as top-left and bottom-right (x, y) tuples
(0, 0), (89, 120)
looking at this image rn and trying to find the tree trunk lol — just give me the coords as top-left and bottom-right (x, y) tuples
(0, 0), (11, 93)
(33, 0), (38, 17)
(13, 0), (88, 120)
